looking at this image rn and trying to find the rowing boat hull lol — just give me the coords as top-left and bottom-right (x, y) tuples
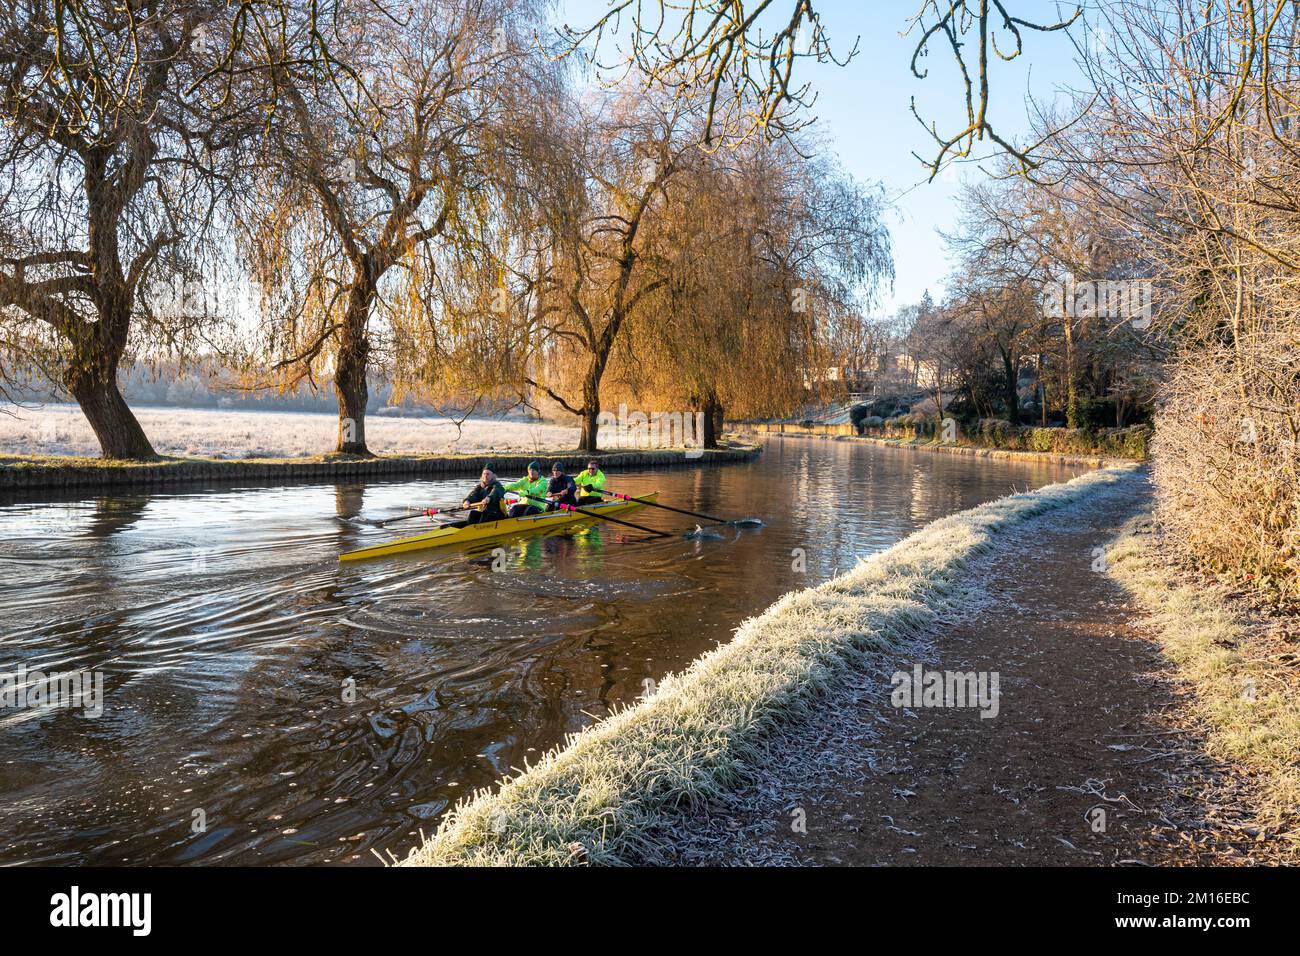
(338, 493), (658, 561)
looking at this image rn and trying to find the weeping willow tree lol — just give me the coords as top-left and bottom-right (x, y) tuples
(516, 87), (709, 452)
(612, 135), (892, 443)
(235, 0), (551, 455)
(0, 1), (256, 458)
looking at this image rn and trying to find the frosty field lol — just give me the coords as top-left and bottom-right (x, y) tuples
(0, 403), (585, 459)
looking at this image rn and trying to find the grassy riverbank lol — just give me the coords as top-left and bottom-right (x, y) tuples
(872, 421), (1150, 460)
(742, 427), (1135, 468)
(839, 434), (1135, 468)
(398, 464), (1143, 866)
(1107, 519), (1300, 847)
(741, 417), (1148, 464)
(0, 443), (759, 491)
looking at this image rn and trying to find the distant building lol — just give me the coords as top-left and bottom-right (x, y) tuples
(800, 366), (874, 392)
(881, 351), (939, 390)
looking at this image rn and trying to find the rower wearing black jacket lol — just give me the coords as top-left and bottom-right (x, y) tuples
(544, 462), (579, 511)
(460, 468), (507, 524)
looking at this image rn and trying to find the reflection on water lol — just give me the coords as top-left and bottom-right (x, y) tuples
(0, 437), (1085, 864)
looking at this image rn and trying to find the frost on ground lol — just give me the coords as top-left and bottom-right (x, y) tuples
(0, 403), (592, 459)
(1107, 518), (1300, 845)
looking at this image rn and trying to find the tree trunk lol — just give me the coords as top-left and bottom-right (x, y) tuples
(334, 359), (369, 455)
(1001, 348), (1019, 425)
(577, 352), (608, 453)
(66, 358), (156, 460)
(1062, 312), (1081, 428)
(579, 405), (599, 452)
(64, 154), (155, 461)
(702, 394), (722, 449)
(334, 282), (373, 456)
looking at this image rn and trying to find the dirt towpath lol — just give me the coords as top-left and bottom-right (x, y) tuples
(662, 477), (1261, 866)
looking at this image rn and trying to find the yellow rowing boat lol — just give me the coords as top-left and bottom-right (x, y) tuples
(338, 492), (658, 561)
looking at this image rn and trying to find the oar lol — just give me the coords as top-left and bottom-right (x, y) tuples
(518, 493), (670, 538)
(599, 489), (728, 524)
(377, 504), (474, 527)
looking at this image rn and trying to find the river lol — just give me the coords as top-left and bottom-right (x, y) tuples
(0, 437), (1085, 864)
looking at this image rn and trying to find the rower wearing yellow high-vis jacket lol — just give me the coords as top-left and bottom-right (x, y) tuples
(574, 460), (606, 504)
(503, 462), (549, 517)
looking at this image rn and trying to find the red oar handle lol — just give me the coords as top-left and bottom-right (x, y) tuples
(378, 504), (473, 526)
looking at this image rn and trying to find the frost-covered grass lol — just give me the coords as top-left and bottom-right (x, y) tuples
(397, 464), (1144, 867)
(1107, 520), (1300, 837)
(0, 403), (583, 459)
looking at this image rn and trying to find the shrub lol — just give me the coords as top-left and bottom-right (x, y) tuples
(1097, 425), (1151, 460)
(1026, 427), (1058, 453)
(976, 418), (1014, 447)
(848, 404), (870, 432)
(1155, 347), (1299, 601)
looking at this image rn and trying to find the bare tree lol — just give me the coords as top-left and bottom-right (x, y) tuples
(0, 2), (249, 458)
(1056, 0), (1300, 595)
(561, 1), (1080, 175)
(16, 1), (398, 132)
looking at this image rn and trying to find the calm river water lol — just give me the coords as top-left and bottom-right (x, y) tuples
(0, 437), (1085, 864)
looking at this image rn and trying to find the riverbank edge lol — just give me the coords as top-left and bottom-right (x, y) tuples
(0, 444), (760, 491)
(738, 428), (1137, 468)
(1105, 519), (1300, 848)
(397, 464), (1145, 867)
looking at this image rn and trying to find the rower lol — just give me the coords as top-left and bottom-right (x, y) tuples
(460, 468), (506, 525)
(503, 461), (548, 517)
(544, 462), (579, 511)
(575, 459), (606, 504)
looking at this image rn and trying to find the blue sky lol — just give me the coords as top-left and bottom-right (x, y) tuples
(554, 1), (1089, 314)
